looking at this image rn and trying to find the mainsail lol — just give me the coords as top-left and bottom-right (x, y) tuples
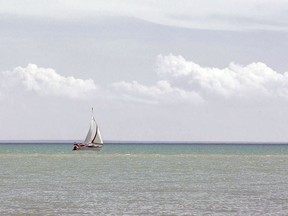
(84, 116), (103, 144)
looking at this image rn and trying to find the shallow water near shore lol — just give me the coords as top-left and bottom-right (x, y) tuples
(1, 143), (288, 215)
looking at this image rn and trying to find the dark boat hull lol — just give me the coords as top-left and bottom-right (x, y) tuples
(73, 143), (103, 151)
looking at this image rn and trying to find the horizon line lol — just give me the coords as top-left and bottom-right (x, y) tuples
(0, 140), (288, 145)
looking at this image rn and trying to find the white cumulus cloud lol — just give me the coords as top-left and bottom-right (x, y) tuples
(1, 64), (97, 99)
(112, 80), (203, 104)
(113, 54), (288, 103)
(157, 54), (288, 98)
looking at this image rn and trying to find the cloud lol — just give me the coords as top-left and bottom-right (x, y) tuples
(112, 54), (288, 103)
(1, 64), (97, 99)
(3, 57), (288, 104)
(112, 80), (203, 104)
(1, 0), (288, 31)
(157, 54), (288, 98)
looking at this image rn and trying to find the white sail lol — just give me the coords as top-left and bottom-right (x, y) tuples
(92, 126), (103, 144)
(84, 117), (103, 144)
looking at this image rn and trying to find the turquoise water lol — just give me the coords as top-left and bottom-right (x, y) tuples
(1, 143), (288, 215)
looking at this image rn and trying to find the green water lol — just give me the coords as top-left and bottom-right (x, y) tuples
(1, 143), (288, 215)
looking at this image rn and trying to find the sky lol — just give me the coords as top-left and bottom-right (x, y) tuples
(1, 0), (288, 142)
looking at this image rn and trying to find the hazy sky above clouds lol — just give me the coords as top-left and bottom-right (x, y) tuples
(1, 0), (288, 142)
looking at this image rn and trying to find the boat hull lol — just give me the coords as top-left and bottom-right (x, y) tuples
(73, 144), (103, 151)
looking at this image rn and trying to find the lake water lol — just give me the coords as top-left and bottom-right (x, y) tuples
(1, 143), (288, 215)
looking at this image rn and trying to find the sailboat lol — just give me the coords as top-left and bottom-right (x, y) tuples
(73, 108), (103, 151)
